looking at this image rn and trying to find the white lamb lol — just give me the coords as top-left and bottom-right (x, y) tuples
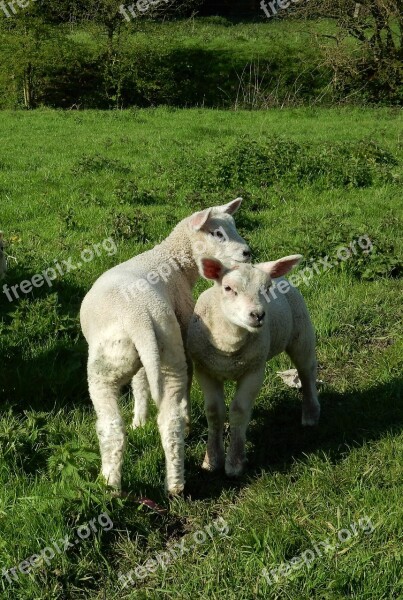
(80, 199), (250, 495)
(0, 232), (7, 279)
(187, 255), (320, 477)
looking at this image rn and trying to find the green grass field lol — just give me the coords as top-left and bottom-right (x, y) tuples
(0, 107), (402, 599)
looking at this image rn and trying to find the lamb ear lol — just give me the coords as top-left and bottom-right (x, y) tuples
(214, 197), (243, 215)
(189, 208), (212, 231)
(257, 254), (302, 278)
(200, 257), (226, 281)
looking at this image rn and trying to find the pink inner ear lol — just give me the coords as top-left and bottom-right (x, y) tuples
(202, 259), (222, 280)
(257, 255), (302, 278)
(189, 208), (211, 230)
(270, 258), (300, 278)
(224, 197), (242, 215)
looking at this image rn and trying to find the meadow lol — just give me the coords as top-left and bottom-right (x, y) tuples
(0, 106), (402, 599)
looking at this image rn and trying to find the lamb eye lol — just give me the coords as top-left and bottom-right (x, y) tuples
(224, 286), (238, 296)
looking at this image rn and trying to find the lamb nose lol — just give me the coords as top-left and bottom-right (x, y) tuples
(250, 311), (265, 322)
(242, 249), (251, 258)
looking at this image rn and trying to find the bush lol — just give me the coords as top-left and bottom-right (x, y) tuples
(186, 136), (399, 191)
(72, 154), (131, 175)
(0, 20), (331, 109)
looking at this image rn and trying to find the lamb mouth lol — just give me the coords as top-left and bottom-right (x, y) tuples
(247, 322), (264, 330)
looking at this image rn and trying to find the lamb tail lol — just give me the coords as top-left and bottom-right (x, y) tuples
(131, 320), (162, 403)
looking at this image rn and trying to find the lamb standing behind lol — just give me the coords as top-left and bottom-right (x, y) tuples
(80, 200), (250, 495)
(187, 255), (320, 477)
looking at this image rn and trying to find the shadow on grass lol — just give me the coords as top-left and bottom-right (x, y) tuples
(0, 265), (89, 411)
(184, 376), (403, 501)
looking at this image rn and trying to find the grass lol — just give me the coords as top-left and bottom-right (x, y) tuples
(0, 106), (402, 599)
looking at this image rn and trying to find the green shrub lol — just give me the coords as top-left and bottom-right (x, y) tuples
(113, 180), (158, 206)
(188, 136), (399, 191)
(110, 210), (151, 243)
(72, 154), (131, 175)
(344, 240), (403, 280)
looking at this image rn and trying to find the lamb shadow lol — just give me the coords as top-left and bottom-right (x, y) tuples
(0, 265), (90, 412)
(184, 376), (402, 500)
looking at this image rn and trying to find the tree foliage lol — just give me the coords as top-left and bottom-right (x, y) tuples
(0, 0), (201, 108)
(294, 0), (403, 102)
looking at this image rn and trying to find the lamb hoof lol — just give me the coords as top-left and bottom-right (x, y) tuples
(202, 456), (224, 472)
(225, 459), (246, 478)
(132, 417), (147, 429)
(167, 484), (185, 498)
(102, 472), (121, 490)
(301, 407), (320, 426)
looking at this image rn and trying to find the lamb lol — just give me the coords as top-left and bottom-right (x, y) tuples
(80, 199), (250, 495)
(187, 255), (320, 478)
(0, 232), (7, 280)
